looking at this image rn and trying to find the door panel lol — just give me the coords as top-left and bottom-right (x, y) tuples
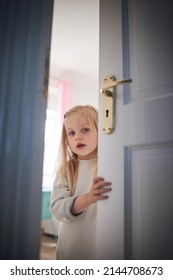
(129, 0), (173, 102)
(97, 0), (173, 260)
(125, 145), (173, 259)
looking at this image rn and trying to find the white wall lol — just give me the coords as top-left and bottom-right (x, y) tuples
(49, 0), (99, 108)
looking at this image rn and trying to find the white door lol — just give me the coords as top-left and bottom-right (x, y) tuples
(96, 0), (173, 260)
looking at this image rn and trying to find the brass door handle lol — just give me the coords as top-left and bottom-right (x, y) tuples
(101, 76), (132, 96)
(101, 75), (132, 134)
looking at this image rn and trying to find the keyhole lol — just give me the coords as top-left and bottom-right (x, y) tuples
(106, 109), (109, 117)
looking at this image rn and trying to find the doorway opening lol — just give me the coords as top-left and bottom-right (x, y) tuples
(40, 0), (99, 259)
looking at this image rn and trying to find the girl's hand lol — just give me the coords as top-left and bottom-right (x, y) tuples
(87, 176), (112, 204)
(71, 177), (111, 215)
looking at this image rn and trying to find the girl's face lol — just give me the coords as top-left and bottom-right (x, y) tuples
(64, 112), (98, 160)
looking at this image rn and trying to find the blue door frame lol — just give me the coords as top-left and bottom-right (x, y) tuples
(0, 0), (53, 259)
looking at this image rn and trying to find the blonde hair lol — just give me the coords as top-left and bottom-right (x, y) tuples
(58, 105), (98, 195)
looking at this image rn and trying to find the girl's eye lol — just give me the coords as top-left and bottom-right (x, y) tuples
(68, 131), (75, 136)
(81, 128), (90, 133)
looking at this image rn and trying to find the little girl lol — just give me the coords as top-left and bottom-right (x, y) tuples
(50, 105), (111, 259)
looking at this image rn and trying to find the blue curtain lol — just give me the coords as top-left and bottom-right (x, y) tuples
(0, 0), (53, 259)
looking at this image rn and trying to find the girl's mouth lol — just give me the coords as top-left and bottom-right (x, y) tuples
(76, 143), (86, 149)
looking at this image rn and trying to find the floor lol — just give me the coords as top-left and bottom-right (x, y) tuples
(39, 234), (57, 260)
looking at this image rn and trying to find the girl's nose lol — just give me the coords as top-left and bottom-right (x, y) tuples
(76, 134), (83, 140)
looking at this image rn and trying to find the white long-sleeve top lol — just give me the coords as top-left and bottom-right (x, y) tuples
(50, 159), (96, 260)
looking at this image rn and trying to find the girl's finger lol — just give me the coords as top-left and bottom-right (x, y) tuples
(94, 187), (112, 195)
(94, 181), (111, 189)
(93, 177), (104, 184)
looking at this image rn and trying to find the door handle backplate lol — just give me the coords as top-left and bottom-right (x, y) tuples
(101, 75), (132, 134)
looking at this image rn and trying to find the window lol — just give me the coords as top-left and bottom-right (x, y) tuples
(42, 81), (73, 188)
(42, 108), (60, 187)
